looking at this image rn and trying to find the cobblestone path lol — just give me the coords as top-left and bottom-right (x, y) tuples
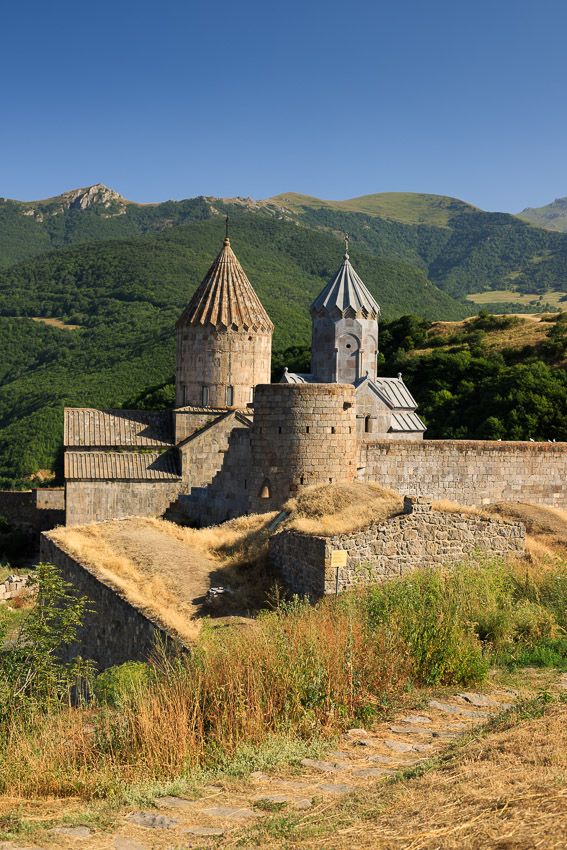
(2, 677), (564, 849)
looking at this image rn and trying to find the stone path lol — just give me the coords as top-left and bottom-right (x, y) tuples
(1, 684), (552, 849)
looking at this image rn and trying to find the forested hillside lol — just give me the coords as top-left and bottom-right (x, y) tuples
(4, 185), (567, 303)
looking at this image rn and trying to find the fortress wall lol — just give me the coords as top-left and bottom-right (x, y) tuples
(248, 383), (357, 514)
(0, 489), (65, 535)
(40, 534), (182, 670)
(269, 496), (526, 601)
(359, 440), (567, 507)
(65, 481), (182, 526)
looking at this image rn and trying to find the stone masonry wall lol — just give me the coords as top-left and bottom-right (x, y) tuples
(65, 480), (182, 526)
(0, 489), (65, 536)
(359, 440), (567, 507)
(40, 534), (184, 670)
(269, 496), (525, 601)
(248, 383), (357, 514)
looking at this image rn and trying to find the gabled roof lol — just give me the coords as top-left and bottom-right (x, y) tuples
(64, 408), (173, 448)
(177, 238), (274, 332)
(310, 253), (380, 318)
(176, 409), (251, 450)
(373, 376), (418, 410)
(391, 411), (427, 432)
(354, 374), (419, 411)
(64, 451), (181, 481)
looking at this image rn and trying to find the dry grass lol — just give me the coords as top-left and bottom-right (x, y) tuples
(282, 481), (402, 535)
(262, 703), (567, 850)
(48, 525), (202, 644)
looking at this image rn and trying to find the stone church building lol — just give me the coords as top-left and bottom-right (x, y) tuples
(64, 231), (567, 527)
(63, 233), (423, 525)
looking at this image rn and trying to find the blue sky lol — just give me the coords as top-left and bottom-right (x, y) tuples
(1, 0), (566, 211)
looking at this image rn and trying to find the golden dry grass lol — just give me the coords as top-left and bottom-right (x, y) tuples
(48, 524), (202, 644)
(267, 704), (567, 850)
(282, 481), (402, 535)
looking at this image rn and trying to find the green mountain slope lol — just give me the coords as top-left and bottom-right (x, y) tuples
(517, 197), (567, 232)
(0, 216), (467, 483)
(4, 185), (567, 302)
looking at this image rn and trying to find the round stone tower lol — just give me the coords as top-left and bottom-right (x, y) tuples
(310, 245), (380, 383)
(175, 235), (274, 409)
(248, 383), (357, 514)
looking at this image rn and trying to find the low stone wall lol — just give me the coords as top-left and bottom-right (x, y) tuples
(0, 575), (33, 602)
(65, 480), (182, 526)
(0, 489), (65, 536)
(269, 497), (526, 601)
(40, 534), (185, 670)
(359, 439), (567, 507)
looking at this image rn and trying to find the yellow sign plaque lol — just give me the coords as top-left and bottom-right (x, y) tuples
(330, 550), (348, 568)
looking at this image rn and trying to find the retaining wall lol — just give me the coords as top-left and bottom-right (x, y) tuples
(269, 496), (526, 601)
(40, 534), (185, 670)
(65, 480), (182, 526)
(359, 440), (567, 507)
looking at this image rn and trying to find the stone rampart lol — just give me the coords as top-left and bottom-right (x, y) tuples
(269, 496), (525, 601)
(65, 480), (182, 526)
(359, 440), (567, 507)
(0, 489), (65, 536)
(40, 534), (186, 670)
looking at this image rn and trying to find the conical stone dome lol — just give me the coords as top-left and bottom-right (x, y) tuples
(179, 238), (273, 331)
(310, 250), (380, 384)
(175, 236), (273, 409)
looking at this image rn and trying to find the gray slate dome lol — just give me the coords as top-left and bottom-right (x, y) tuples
(310, 252), (380, 318)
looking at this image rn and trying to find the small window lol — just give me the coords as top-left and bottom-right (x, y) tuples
(306, 426), (310, 433)
(300, 476), (304, 485)
(331, 426), (335, 434)
(259, 478), (270, 498)
(278, 426), (282, 434)
(365, 416), (371, 433)
(183, 386), (188, 405)
(250, 387), (255, 402)
(202, 386), (209, 406)
(244, 479), (247, 489)
(226, 385), (234, 406)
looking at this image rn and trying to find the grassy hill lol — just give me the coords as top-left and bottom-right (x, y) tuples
(268, 191), (479, 226)
(517, 197), (567, 232)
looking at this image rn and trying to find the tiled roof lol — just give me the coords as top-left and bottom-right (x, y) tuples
(391, 411), (427, 432)
(373, 377), (418, 410)
(64, 409), (173, 448)
(64, 451), (181, 481)
(310, 253), (380, 318)
(177, 238), (274, 331)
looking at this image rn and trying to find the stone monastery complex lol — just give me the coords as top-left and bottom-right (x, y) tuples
(63, 232), (567, 527)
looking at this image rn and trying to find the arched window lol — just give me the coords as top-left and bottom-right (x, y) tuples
(259, 478), (271, 499)
(365, 415), (371, 434)
(202, 386), (209, 406)
(226, 386), (234, 406)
